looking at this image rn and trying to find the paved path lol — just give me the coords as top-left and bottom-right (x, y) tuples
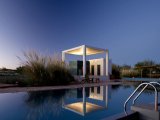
(0, 81), (122, 93)
(0, 83), (17, 88)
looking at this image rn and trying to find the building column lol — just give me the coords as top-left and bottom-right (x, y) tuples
(62, 52), (65, 62)
(83, 87), (86, 115)
(106, 50), (109, 80)
(83, 45), (86, 77)
(104, 86), (108, 108)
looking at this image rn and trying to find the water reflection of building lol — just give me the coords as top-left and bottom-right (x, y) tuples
(89, 86), (105, 100)
(62, 85), (111, 116)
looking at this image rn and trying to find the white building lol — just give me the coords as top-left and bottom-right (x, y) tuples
(62, 45), (112, 81)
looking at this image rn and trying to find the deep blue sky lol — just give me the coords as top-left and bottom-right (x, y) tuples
(0, 0), (160, 68)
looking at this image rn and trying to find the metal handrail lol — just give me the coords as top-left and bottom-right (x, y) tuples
(150, 81), (160, 86)
(133, 82), (160, 105)
(124, 82), (158, 115)
(132, 84), (148, 105)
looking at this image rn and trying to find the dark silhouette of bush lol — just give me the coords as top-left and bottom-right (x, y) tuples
(20, 51), (75, 86)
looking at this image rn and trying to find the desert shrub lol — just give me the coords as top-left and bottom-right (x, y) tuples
(0, 75), (29, 86)
(21, 51), (74, 86)
(111, 64), (121, 79)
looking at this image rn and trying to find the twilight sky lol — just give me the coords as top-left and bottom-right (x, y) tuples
(0, 0), (160, 69)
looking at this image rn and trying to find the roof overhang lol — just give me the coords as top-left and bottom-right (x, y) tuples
(62, 45), (107, 55)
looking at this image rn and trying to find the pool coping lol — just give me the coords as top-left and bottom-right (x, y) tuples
(0, 81), (122, 93)
(102, 111), (139, 120)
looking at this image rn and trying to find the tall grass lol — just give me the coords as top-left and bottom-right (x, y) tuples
(21, 51), (74, 86)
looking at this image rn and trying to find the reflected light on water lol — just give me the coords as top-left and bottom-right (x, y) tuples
(64, 102), (104, 116)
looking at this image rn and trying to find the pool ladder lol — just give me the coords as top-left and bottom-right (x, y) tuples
(124, 82), (160, 115)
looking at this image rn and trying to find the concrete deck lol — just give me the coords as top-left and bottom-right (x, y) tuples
(0, 81), (122, 93)
(131, 104), (160, 120)
(0, 83), (17, 88)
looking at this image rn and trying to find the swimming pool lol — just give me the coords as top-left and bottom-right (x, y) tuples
(123, 77), (160, 82)
(0, 84), (158, 120)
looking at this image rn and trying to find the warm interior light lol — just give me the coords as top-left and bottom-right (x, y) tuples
(65, 46), (105, 55)
(89, 95), (103, 100)
(64, 102), (103, 114)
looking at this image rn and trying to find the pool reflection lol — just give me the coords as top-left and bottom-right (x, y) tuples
(2, 84), (155, 120)
(0, 85), (112, 120)
(63, 85), (111, 116)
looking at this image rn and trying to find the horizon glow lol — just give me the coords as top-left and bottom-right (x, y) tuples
(0, 0), (160, 69)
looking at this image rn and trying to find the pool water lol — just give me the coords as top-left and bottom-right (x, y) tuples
(0, 84), (159, 120)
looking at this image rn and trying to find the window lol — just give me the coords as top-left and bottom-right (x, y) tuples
(97, 87), (100, 94)
(97, 65), (101, 75)
(91, 65), (94, 75)
(91, 87), (94, 93)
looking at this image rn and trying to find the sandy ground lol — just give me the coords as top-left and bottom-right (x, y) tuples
(0, 81), (122, 93)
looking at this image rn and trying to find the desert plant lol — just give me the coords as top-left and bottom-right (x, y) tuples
(111, 64), (121, 79)
(20, 51), (74, 86)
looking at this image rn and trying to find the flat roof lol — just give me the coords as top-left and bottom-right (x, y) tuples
(62, 45), (107, 55)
